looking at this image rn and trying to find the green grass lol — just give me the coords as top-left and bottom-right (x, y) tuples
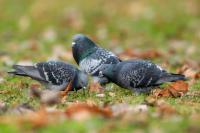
(0, 0), (200, 132)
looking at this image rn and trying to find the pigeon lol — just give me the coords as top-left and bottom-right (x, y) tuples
(8, 61), (88, 91)
(72, 34), (121, 85)
(100, 60), (186, 93)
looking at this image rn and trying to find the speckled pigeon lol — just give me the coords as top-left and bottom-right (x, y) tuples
(8, 61), (88, 91)
(100, 60), (186, 93)
(72, 34), (121, 85)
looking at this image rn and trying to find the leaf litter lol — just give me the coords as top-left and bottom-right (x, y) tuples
(152, 80), (189, 98)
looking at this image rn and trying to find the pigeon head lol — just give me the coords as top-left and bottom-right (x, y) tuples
(73, 70), (88, 90)
(72, 34), (98, 64)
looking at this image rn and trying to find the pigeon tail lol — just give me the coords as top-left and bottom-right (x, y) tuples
(8, 65), (45, 82)
(156, 73), (187, 85)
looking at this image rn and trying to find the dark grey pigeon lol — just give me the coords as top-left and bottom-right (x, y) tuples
(8, 61), (88, 91)
(72, 34), (121, 85)
(100, 60), (186, 93)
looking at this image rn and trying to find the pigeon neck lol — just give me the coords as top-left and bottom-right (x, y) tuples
(78, 47), (98, 63)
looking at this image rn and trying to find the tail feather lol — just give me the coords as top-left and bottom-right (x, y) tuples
(8, 65), (46, 82)
(156, 73), (187, 85)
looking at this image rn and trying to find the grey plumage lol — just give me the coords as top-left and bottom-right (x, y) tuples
(72, 34), (121, 85)
(8, 61), (88, 91)
(100, 60), (186, 93)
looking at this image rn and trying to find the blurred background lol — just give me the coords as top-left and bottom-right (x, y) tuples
(0, 0), (200, 69)
(0, 1), (200, 132)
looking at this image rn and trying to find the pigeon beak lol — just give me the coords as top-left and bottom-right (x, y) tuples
(72, 42), (76, 46)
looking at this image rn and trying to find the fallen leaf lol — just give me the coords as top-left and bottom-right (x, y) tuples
(144, 96), (158, 106)
(111, 103), (148, 117)
(24, 107), (48, 127)
(29, 84), (42, 98)
(86, 100), (97, 106)
(1, 106), (65, 128)
(40, 90), (61, 106)
(170, 80), (188, 93)
(144, 97), (177, 117)
(9, 103), (35, 115)
(0, 101), (7, 113)
(153, 81), (189, 98)
(156, 102), (177, 117)
(177, 65), (200, 80)
(30, 85), (61, 106)
(65, 102), (112, 121)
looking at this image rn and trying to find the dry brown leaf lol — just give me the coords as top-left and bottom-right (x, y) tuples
(111, 103), (148, 117)
(145, 97), (177, 117)
(30, 85), (61, 106)
(25, 107), (48, 127)
(177, 64), (200, 80)
(20, 107), (62, 128)
(29, 84), (42, 98)
(40, 90), (61, 106)
(144, 96), (158, 106)
(0, 100), (7, 113)
(156, 102), (177, 117)
(0, 106), (64, 128)
(65, 102), (112, 121)
(170, 80), (188, 93)
(9, 103), (35, 115)
(153, 81), (189, 98)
